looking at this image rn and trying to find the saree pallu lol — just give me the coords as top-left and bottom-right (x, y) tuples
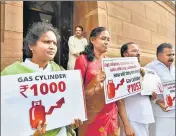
(78, 89), (119, 136)
(85, 103), (119, 136)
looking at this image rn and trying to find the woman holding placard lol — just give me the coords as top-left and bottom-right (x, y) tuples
(75, 27), (119, 136)
(1, 22), (81, 136)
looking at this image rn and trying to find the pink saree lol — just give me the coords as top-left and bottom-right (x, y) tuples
(75, 54), (119, 136)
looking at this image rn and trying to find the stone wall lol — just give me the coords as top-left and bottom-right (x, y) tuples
(1, 1), (175, 70)
(1, 2), (23, 70)
(74, 1), (175, 66)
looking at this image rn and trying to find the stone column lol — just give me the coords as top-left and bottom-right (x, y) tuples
(1, 1), (23, 70)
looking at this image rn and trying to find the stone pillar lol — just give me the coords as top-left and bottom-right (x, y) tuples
(1, 1), (23, 71)
(73, 2), (99, 40)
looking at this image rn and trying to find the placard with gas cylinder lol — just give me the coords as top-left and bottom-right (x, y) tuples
(1, 70), (86, 136)
(163, 80), (175, 111)
(102, 57), (142, 104)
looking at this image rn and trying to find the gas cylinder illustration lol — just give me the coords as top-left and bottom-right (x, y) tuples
(29, 100), (46, 128)
(29, 97), (65, 128)
(107, 78), (125, 99)
(166, 94), (173, 107)
(107, 80), (115, 99)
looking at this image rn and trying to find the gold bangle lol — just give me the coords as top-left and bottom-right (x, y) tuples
(94, 84), (99, 95)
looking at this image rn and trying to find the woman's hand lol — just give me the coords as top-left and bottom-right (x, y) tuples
(124, 124), (135, 136)
(70, 119), (82, 129)
(94, 70), (106, 94)
(84, 69), (106, 97)
(33, 121), (47, 136)
(95, 70), (106, 83)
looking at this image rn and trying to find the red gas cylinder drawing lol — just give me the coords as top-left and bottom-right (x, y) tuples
(107, 80), (115, 99)
(29, 100), (46, 128)
(29, 98), (65, 128)
(166, 94), (173, 107)
(107, 78), (125, 99)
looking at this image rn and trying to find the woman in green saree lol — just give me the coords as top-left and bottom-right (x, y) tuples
(1, 22), (81, 136)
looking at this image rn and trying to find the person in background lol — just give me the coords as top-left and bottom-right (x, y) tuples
(145, 43), (175, 136)
(118, 42), (155, 136)
(67, 26), (88, 70)
(1, 22), (82, 136)
(75, 27), (119, 136)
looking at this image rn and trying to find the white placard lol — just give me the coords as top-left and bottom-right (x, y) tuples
(102, 57), (142, 104)
(1, 70), (87, 136)
(141, 68), (163, 95)
(163, 80), (175, 111)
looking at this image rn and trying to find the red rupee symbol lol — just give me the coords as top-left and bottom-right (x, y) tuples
(19, 85), (29, 98)
(29, 98), (65, 128)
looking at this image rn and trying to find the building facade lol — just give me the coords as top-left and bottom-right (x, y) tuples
(1, 1), (175, 70)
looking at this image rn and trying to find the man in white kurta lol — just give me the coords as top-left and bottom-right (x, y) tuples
(118, 42), (155, 136)
(67, 26), (88, 70)
(145, 43), (175, 136)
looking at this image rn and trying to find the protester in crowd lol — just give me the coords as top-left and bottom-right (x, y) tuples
(118, 42), (155, 136)
(74, 27), (119, 136)
(1, 22), (82, 136)
(145, 43), (175, 136)
(67, 25), (88, 70)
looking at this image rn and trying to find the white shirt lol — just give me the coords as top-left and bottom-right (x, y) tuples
(22, 58), (52, 72)
(22, 59), (67, 136)
(145, 59), (175, 117)
(67, 35), (88, 70)
(124, 93), (155, 124)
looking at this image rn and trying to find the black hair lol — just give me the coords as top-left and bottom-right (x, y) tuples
(75, 25), (83, 31)
(156, 43), (173, 56)
(80, 27), (107, 61)
(120, 42), (135, 57)
(24, 21), (60, 58)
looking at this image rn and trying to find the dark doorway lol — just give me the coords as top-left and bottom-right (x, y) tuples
(23, 1), (73, 69)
